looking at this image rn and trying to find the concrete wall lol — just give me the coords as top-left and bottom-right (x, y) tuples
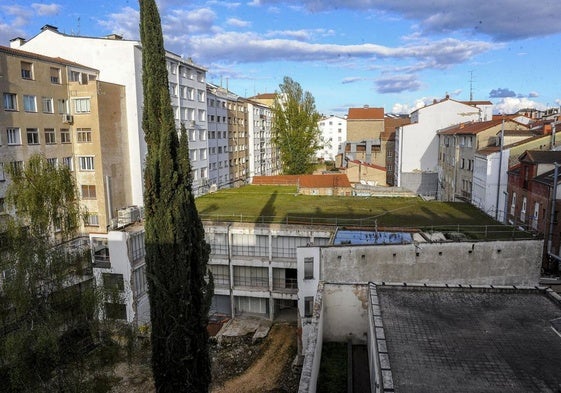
(322, 283), (369, 343)
(400, 171), (438, 196)
(320, 240), (542, 287)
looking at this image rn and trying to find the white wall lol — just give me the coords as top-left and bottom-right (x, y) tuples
(473, 150), (510, 221)
(318, 116), (347, 161)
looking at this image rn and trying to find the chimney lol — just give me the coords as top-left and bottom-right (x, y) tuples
(41, 24), (59, 32)
(9, 37), (26, 48)
(105, 34), (123, 40)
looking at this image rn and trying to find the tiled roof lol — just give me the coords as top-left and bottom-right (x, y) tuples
(348, 159), (386, 172)
(249, 93), (276, 100)
(519, 150), (561, 164)
(0, 44), (97, 71)
(347, 107), (384, 120)
(438, 119), (504, 135)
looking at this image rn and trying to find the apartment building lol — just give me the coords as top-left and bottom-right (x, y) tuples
(207, 84), (232, 190)
(0, 45), (129, 232)
(228, 97), (249, 185)
(11, 24), (208, 204)
(317, 115), (346, 161)
(246, 99), (280, 178)
(437, 118), (530, 202)
(394, 97), (493, 196)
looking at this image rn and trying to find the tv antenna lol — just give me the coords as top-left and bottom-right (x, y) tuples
(469, 70), (474, 101)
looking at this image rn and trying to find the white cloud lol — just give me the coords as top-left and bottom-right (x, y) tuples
(493, 97), (547, 115)
(376, 74), (422, 93)
(226, 18), (250, 28)
(391, 97), (439, 114)
(97, 7), (140, 40)
(254, 0), (561, 41)
(31, 3), (60, 16)
(1, 5), (33, 28)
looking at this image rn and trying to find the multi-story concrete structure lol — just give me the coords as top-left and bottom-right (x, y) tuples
(228, 98), (249, 186)
(317, 115), (346, 161)
(0, 45), (129, 232)
(247, 99), (279, 178)
(394, 97), (493, 196)
(437, 118), (529, 202)
(11, 24), (208, 203)
(206, 84), (231, 190)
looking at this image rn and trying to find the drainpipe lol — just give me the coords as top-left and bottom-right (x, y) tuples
(495, 117), (504, 221)
(227, 223), (234, 318)
(548, 163), (561, 264)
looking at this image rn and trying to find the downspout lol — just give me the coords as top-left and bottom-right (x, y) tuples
(495, 117), (504, 221)
(227, 223), (234, 318)
(547, 163), (561, 263)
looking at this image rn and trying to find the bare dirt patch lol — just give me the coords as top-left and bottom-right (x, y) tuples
(111, 322), (300, 393)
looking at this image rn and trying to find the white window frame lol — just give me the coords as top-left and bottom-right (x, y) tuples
(44, 128), (56, 144)
(60, 128), (71, 144)
(23, 95), (37, 112)
(79, 156), (95, 171)
(26, 128), (39, 145)
(7, 127), (21, 145)
(3, 93), (17, 110)
(42, 97), (53, 113)
(73, 98), (91, 113)
(62, 156), (73, 170)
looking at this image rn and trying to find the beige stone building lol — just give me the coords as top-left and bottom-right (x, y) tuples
(0, 45), (129, 233)
(437, 118), (530, 201)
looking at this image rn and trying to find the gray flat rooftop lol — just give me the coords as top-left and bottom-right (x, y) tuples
(376, 286), (561, 393)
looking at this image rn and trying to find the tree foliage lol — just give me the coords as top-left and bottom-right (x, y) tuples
(0, 154), (114, 392)
(139, 1), (213, 391)
(272, 76), (322, 174)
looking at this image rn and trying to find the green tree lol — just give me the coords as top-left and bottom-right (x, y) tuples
(0, 154), (112, 392)
(139, 1), (213, 392)
(272, 76), (322, 174)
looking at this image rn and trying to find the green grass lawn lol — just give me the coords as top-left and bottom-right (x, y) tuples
(195, 185), (534, 240)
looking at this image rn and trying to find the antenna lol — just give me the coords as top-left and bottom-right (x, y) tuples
(469, 70), (474, 101)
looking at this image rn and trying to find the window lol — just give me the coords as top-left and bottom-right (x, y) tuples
(304, 296), (314, 317)
(0, 163), (5, 181)
(69, 70), (81, 82)
(44, 128), (56, 144)
(79, 156), (95, 171)
(387, 150), (393, 157)
(197, 71), (205, 82)
(6, 128), (21, 145)
(42, 97), (53, 113)
(170, 63), (177, 74)
(133, 266), (147, 297)
(198, 89), (205, 102)
(26, 128), (39, 145)
(520, 197), (527, 222)
(460, 158), (465, 169)
(73, 98), (91, 113)
(57, 99), (67, 114)
(200, 148), (207, 159)
(198, 109), (206, 121)
(23, 95), (36, 112)
(77, 128), (92, 143)
(81, 185), (96, 199)
(60, 128), (71, 143)
(180, 86), (187, 98)
(21, 61), (33, 79)
(47, 158), (58, 167)
(169, 83), (177, 96)
(187, 87), (194, 100)
(510, 192), (516, 215)
(304, 257), (314, 279)
(50, 67), (60, 84)
(86, 213), (99, 226)
(199, 130), (206, 140)
(387, 164), (393, 172)
(189, 149), (197, 161)
(10, 161), (23, 176)
(189, 129), (196, 141)
(62, 156), (73, 170)
(3, 93), (17, 110)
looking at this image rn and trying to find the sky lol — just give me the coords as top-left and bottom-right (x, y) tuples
(1, 0), (560, 117)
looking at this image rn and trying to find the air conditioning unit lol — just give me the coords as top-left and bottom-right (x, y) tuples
(62, 114), (73, 124)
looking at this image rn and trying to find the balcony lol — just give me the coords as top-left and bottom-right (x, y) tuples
(272, 278), (297, 293)
(92, 247), (111, 269)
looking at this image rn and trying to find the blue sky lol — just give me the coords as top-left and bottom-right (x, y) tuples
(1, 0), (560, 116)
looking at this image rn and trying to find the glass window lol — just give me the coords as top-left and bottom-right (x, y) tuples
(57, 99), (67, 114)
(44, 128), (56, 144)
(23, 95), (36, 112)
(73, 98), (91, 113)
(0, 163), (5, 182)
(26, 128), (39, 145)
(60, 128), (71, 143)
(21, 61), (33, 79)
(86, 213), (99, 226)
(304, 257), (314, 279)
(62, 156), (73, 170)
(50, 67), (60, 84)
(47, 158), (58, 167)
(77, 128), (92, 143)
(81, 184), (96, 199)
(42, 97), (53, 113)
(79, 156), (95, 171)
(3, 93), (17, 110)
(304, 296), (314, 317)
(7, 128), (21, 145)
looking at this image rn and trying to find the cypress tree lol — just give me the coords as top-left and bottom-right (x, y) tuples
(139, 1), (212, 391)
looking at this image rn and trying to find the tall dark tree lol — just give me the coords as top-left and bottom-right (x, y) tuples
(272, 76), (322, 174)
(139, 1), (212, 392)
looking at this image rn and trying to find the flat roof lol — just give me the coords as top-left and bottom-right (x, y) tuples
(375, 285), (561, 393)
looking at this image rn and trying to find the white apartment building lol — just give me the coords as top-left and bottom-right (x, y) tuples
(394, 97), (492, 196)
(246, 100), (279, 178)
(207, 84), (232, 190)
(317, 115), (347, 161)
(11, 24), (208, 205)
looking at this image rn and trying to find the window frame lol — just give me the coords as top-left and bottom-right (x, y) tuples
(78, 156), (95, 171)
(44, 128), (56, 144)
(26, 128), (39, 145)
(6, 128), (21, 145)
(3, 93), (17, 111)
(81, 184), (97, 200)
(23, 95), (37, 112)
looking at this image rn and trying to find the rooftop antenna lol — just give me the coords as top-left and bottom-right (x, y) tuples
(469, 70), (474, 101)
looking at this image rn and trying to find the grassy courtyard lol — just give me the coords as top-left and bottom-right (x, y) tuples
(195, 185), (533, 240)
